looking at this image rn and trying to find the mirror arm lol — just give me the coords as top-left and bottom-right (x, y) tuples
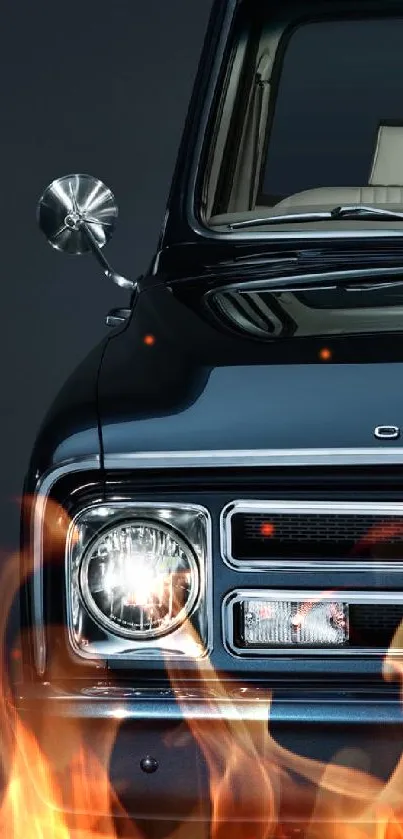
(79, 221), (135, 290)
(38, 174), (136, 291)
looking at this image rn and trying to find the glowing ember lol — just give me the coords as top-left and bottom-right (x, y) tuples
(260, 523), (276, 537)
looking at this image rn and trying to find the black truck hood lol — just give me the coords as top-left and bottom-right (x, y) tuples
(100, 359), (403, 457)
(98, 283), (403, 460)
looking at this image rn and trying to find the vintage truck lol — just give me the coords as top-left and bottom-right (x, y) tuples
(17, 0), (403, 834)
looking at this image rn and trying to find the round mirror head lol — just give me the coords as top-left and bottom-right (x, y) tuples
(37, 173), (118, 255)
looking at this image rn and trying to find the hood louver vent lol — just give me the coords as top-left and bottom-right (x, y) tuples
(208, 276), (403, 340)
(213, 290), (285, 337)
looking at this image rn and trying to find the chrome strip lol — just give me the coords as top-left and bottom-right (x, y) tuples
(16, 684), (403, 724)
(221, 499), (403, 572)
(222, 588), (403, 658)
(32, 456), (100, 674)
(105, 447), (403, 470)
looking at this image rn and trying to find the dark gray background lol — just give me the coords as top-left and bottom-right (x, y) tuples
(0, 0), (213, 553)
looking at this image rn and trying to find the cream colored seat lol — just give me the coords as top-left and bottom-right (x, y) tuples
(271, 124), (403, 214)
(369, 124), (403, 184)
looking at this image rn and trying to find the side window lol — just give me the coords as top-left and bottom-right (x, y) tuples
(258, 18), (403, 205)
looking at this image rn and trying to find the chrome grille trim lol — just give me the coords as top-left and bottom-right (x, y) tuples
(221, 500), (403, 572)
(32, 456), (101, 675)
(32, 448), (403, 674)
(222, 589), (403, 658)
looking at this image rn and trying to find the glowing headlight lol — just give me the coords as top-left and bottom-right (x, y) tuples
(79, 519), (200, 639)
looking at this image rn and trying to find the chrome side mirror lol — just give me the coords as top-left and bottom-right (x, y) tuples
(37, 174), (134, 290)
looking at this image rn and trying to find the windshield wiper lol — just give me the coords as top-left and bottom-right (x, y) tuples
(229, 205), (403, 229)
(331, 205), (403, 221)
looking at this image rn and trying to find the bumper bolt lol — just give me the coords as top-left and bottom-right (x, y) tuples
(140, 756), (159, 774)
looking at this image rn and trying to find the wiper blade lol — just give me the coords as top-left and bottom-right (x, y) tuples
(330, 205), (403, 221)
(229, 205), (403, 229)
(229, 211), (332, 228)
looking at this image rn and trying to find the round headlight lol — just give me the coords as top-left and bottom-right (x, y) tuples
(79, 519), (200, 640)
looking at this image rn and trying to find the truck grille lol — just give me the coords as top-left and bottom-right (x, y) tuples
(222, 501), (403, 569)
(349, 603), (403, 647)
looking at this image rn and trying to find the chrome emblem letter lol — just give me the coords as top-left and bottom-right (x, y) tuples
(374, 426), (401, 440)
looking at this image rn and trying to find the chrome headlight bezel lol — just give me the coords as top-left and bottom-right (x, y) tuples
(66, 502), (212, 661)
(79, 517), (201, 641)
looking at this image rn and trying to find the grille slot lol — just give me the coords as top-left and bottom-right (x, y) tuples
(349, 603), (403, 647)
(236, 512), (403, 558)
(223, 501), (403, 570)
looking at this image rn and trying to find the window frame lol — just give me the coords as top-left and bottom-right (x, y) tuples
(187, 0), (403, 245)
(256, 10), (403, 207)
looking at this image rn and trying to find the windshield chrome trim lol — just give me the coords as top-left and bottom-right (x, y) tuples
(204, 229), (403, 244)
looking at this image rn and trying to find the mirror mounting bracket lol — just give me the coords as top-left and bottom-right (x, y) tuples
(78, 218), (134, 289)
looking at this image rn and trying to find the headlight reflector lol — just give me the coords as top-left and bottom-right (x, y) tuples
(80, 519), (199, 640)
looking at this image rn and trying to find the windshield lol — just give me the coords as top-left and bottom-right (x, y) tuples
(204, 2), (403, 234)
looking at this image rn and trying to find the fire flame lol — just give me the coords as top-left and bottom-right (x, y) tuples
(0, 498), (403, 837)
(167, 621), (403, 839)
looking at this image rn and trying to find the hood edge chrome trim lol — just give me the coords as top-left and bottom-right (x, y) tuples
(104, 447), (403, 469)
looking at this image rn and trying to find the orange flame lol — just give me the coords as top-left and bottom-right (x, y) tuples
(166, 617), (403, 839)
(0, 497), (403, 838)
(351, 521), (403, 557)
